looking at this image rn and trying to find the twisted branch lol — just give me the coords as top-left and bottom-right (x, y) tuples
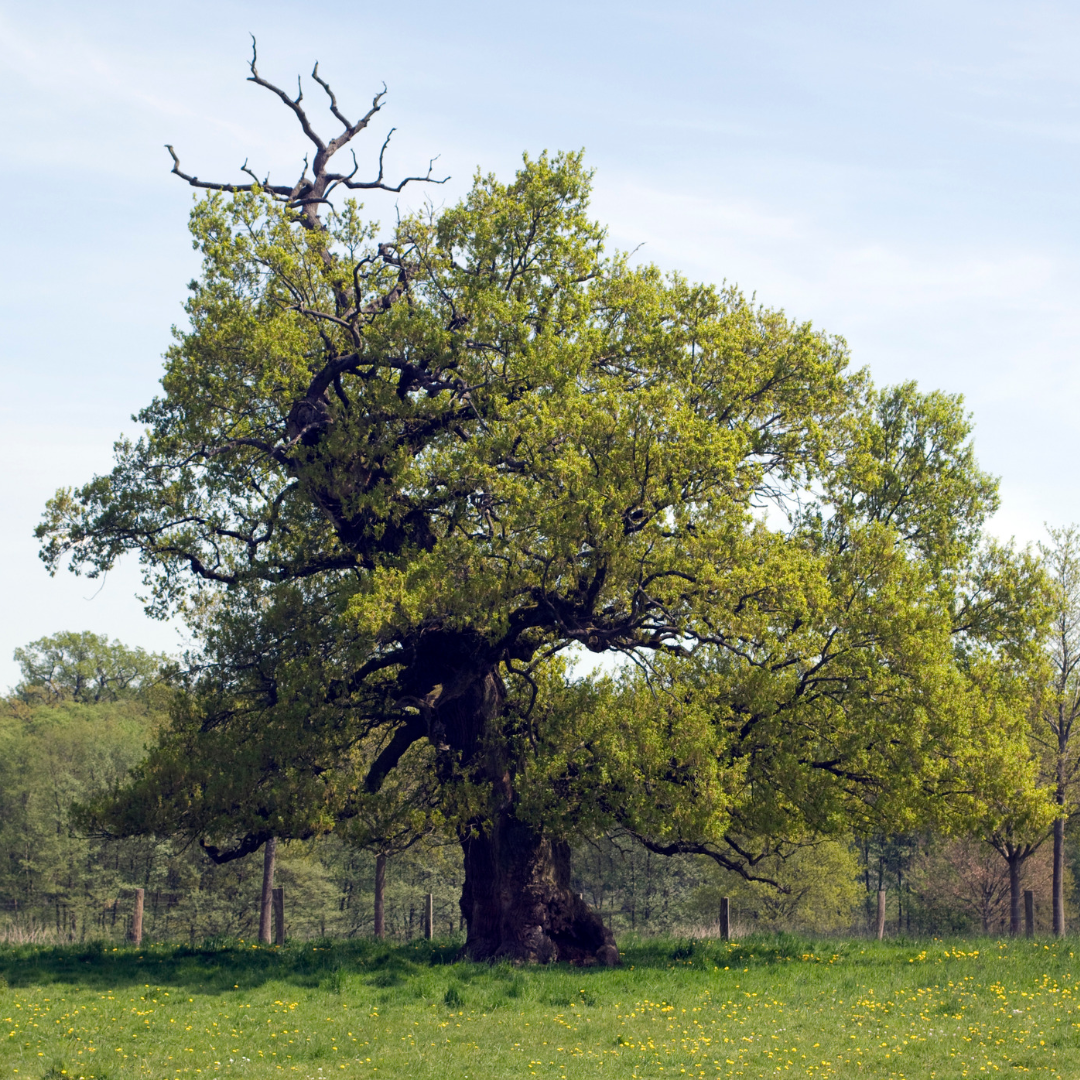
(165, 36), (447, 228)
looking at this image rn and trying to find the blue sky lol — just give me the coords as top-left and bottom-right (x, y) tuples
(2, 0), (1079, 688)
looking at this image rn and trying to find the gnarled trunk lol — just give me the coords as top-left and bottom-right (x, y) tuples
(405, 631), (618, 965)
(460, 815), (619, 965)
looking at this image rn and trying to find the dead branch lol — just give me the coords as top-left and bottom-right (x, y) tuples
(165, 36), (447, 229)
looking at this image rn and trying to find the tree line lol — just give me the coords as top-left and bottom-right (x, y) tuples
(2, 628), (1078, 944)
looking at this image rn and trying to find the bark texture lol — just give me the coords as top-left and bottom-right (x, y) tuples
(460, 824), (618, 965)
(398, 634), (618, 964)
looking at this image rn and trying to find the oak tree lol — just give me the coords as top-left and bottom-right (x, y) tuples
(40, 50), (1037, 961)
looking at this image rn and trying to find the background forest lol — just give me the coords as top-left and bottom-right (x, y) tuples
(2, 632), (1076, 946)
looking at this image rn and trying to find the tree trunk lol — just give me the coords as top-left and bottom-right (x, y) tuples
(374, 853), (386, 940)
(1009, 853), (1022, 936)
(897, 864), (902, 935)
(407, 634), (618, 965)
(1053, 746), (1067, 937)
(259, 837), (276, 945)
(459, 820), (618, 964)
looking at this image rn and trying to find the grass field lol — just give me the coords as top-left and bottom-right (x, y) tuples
(2, 933), (1080, 1079)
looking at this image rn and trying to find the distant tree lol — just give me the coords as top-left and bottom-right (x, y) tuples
(338, 742), (448, 939)
(944, 839), (1017, 934)
(1033, 526), (1080, 936)
(911, 836), (1062, 935)
(13, 631), (168, 705)
(973, 710), (1054, 936)
(75, 589), (448, 939)
(0, 693), (159, 939)
(692, 840), (861, 934)
(857, 834), (921, 934)
(569, 832), (706, 934)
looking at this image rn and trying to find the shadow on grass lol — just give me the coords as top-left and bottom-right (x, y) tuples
(0, 936), (462, 993)
(621, 931), (840, 967)
(0, 931), (930, 993)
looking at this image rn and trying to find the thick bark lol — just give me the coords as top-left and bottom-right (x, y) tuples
(259, 837), (276, 945)
(1009, 854), (1022, 936)
(374, 853), (386, 939)
(460, 820), (619, 965)
(400, 631), (618, 965)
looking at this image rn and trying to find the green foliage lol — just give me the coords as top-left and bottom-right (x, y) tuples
(0, 685), (464, 944)
(0, 695), (158, 938)
(691, 841), (861, 934)
(12, 631), (169, 706)
(35, 123), (1053, 894)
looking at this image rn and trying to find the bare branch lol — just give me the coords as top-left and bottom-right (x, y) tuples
(311, 60), (358, 130)
(323, 84), (388, 159)
(240, 159), (270, 187)
(166, 144), (268, 196)
(168, 48), (447, 229)
(339, 147), (449, 192)
(246, 35), (326, 152)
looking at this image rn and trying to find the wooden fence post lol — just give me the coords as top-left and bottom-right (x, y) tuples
(259, 838), (277, 946)
(876, 890), (886, 940)
(425, 893), (434, 940)
(273, 886), (285, 946)
(132, 888), (144, 947)
(720, 896), (731, 941)
(373, 854), (386, 940)
(1025, 890), (1035, 938)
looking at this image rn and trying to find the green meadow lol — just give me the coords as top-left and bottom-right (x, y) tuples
(3, 935), (1080, 1079)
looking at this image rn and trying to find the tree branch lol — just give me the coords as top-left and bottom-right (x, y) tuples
(631, 833), (789, 891)
(200, 830), (274, 865)
(247, 36), (326, 152)
(363, 714), (426, 793)
(167, 39), (447, 227)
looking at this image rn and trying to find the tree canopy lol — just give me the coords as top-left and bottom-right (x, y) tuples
(13, 631), (169, 706)
(39, 54), (1049, 961)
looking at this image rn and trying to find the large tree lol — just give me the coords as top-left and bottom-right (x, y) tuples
(41, 51), (1030, 962)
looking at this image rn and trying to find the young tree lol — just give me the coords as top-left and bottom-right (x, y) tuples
(909, 837), (1033, 934)
(966, 652), (1057, 935)
(40, 50), (1027, 961)
(1034, 525), (1080, 935)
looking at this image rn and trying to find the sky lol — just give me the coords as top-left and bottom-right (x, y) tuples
(2, 0), (1079, 690)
